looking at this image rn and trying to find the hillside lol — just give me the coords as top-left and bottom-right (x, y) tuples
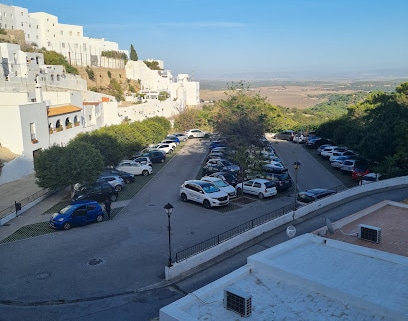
(76, 66), (141, 100)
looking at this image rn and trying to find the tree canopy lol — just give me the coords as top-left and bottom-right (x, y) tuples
(130, 44), (138, 61)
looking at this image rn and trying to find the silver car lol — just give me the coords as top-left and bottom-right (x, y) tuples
(96, 175), (125, 192)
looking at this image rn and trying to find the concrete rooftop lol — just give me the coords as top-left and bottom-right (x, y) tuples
(160, 200), (408, 320)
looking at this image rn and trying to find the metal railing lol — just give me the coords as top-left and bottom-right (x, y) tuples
(175, 202), (294, 263)
(0, 188), (50, 220)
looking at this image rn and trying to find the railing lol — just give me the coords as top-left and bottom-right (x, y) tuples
(175, 202), (294, 263)
(0, 188), (50, 220)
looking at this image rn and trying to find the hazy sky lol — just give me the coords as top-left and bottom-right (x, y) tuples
(8, 0), (408, 80)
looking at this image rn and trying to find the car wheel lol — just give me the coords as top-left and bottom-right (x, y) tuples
(180, 193), (188, 202)
(125, 178), (132, 184)
(203, 199), (211, 209)
(160, 158), (165, 163)
(96, 215), (104, 223)
(115, 185), (123, 192)
(142, 170), (149, 176)
(110, 194), (118, 202)
(63, 222), (71, 230)
(258, 193), (264, 200)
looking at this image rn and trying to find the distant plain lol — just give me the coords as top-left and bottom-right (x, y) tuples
(199, 79), (405, 109)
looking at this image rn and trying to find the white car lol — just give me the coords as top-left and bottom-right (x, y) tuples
(180, 180), (229, 208)
(161, 140), (178, 148)
(116, 160), (153, 176)
(185, 129), (206, 138)
(330, 156), (349, 169)
(238, 178), (277, 199)
(201, 176), (237, 199)
(320, 146), (345, 159)
(172, 133), (188, 142)
(151, 143), (174, 154)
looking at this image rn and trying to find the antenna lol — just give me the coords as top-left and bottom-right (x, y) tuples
(325, 217), (335, 234)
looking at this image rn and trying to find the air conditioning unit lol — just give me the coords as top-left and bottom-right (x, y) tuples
(358, 224), (381, 243)
(224, 287), (252, 317)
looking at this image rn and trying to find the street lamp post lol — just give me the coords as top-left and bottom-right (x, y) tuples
(293, 161), (301, 216)
(164, 203), (174, 268)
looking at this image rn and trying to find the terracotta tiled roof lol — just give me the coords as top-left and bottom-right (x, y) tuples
(47, 105), (82, 117)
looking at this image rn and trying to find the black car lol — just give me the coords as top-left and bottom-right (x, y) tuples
(133, 149), (166, 163)
(209, 171), (241, 187)
(100, 168), (135, 184)
(201, 163), (225, 176)
(306, 137), (332, 149)
(72, 182), (119, 202)
(263, 172), (292, 192)
(297, 188), (336, 205)
(262, 163), (288, 175)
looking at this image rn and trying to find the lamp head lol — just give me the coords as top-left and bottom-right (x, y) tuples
(164, 202), (174, 215)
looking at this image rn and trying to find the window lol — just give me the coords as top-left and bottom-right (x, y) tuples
(69, 31), (72, 36)
(61, 43), (65, 48)
(60, 30), (63, 35)
(30, 122), (36, 140)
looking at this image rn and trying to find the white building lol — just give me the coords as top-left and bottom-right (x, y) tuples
(160, 199), (408, 320)
(0, 4), (200, 183)
(0, 4), (124, 68)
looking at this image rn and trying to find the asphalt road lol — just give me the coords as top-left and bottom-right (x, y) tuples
(0, 137), (406, 321)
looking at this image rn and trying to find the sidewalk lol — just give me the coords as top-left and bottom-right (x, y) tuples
(0, 175), (67, 241)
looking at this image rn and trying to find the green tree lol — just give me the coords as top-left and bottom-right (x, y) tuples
(71, 132), (124, 167)
(34, 141), (103, 190)
(40, 50), (79, 75)
(130, 44), (138, 61)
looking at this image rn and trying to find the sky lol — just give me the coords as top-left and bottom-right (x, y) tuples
(6, 0), (408, 80)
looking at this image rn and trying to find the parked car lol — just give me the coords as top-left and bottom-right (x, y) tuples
(361, 173), (381, 185)
(297, 188), (336, 205)
(238, 178), (277, 199)
(293, 134), (307, 144)
(131, 156), (153, 167)
(116, 160), (153, 176)
(133, 150), (166, 163)
(329, 150), (357, 162)
(50, 200), (105, 230)
(185, 129), (207, 138)
(273, 130), (295, 141)
(317, 143), (334, 155)
(171, 133), (188, 142)
(201, 176), (237, 199)
(180, 180), (229, 208)
(320, 146), (346, 159)
(263, 172), (292, 192)
(202, 163), (225, 176)
(151, 143), (174, 154)
(206, 158), (240, 174)
(341, 159), (369, 176)
(306, 138), (332, 149)
(330, 156), (349, 169)
(209, 140), (227, 150)
(160, 140), (178, 148)
(71, 182), (118, 202)
(100, 168), (135, 184)
(352, 165), (370, 181)
(163, 136), (180, 145)
(96, 175), (125, 192)
(262, 163), (288, 175)
(209, 171), (241, 187)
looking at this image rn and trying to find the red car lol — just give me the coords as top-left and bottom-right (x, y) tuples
(352, 166), (370, 181)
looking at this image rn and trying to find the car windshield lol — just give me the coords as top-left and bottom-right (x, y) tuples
(59, 205), (73, 215)
(202, 184), (220, 193)
(213, 179), (228, 188)
(264, 181), (275, 189)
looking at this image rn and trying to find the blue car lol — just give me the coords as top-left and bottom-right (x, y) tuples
(50, 200), (105, 230)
